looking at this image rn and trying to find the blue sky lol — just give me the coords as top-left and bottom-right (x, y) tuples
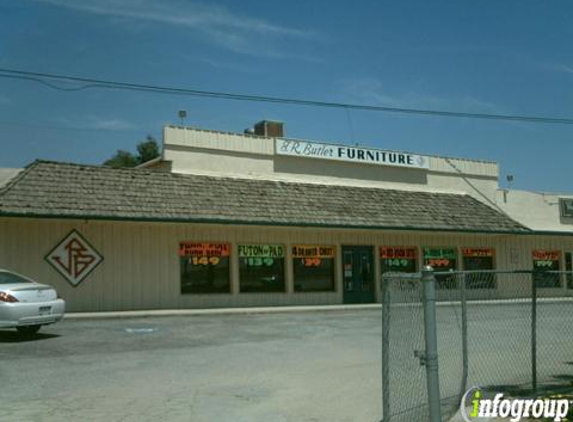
(1, 0), (572, 192)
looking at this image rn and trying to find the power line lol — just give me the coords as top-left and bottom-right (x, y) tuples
(0, 120), (141, 133)
(0, 73), (94, 91)
(1, 67), (573, 125)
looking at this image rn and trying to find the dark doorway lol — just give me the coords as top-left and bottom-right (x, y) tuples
(342, 245), (375, 304)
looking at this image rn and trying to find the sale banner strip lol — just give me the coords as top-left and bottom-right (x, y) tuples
(179, 242), (230, 257)
(380, 247), (416, 259)
(533, 250), (560, 261)
(238, 244), (285, 258)
(292, 245), (335, 258)
(462, 248), (494, 258)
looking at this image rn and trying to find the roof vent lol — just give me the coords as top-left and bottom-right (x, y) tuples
(253, 120), (284, 137)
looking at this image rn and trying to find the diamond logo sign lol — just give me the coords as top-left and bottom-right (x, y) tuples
(45, 230), (103, 286)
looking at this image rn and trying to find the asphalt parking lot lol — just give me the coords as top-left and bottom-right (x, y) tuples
(0, 310), (383, 422)
(3, 302), (572, 422)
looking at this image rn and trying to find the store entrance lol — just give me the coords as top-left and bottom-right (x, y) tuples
(342, 245), (375, 304)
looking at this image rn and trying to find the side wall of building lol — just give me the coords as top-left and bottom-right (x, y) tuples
(1, 217), (572, 312)
(497, 189), (573, 233)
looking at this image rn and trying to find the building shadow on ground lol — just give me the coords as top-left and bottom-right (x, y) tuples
(0, 330), (61, 343)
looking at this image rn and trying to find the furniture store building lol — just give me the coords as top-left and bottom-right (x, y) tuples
(0, 121), (572, 312)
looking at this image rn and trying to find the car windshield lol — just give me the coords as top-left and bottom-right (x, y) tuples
(0, 271), (32, 284)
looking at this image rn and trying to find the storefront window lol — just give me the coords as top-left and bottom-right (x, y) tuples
(423, 247), (457, 289)
(239, 244), (285, 293)
(462, 248), (496, 289)
(567, 252), (573, 289)
(179, 242), (230, 294)
(533, 250), (561, 288)
(293, 245), (335, 292)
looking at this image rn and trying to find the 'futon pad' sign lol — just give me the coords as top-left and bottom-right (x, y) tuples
(276, 139), (430, 169)
(238, 244), (285, 258)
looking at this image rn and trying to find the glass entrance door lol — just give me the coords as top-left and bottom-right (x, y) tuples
(342, 245), (375, 304)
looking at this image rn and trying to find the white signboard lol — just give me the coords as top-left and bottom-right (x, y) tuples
(45, 230), (103, 286)
(276, 139), (430, 169)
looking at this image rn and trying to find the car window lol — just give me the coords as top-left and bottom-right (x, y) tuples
(0, 272), (32, 284)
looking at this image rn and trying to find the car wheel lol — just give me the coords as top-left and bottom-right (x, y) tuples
(16, 325), (41, 335)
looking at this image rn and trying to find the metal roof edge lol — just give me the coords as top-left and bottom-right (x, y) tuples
(0, 211), (531, 235)
(523, 230), (573, 238)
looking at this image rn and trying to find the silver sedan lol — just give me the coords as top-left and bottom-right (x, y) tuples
(0, 269), (65, 334)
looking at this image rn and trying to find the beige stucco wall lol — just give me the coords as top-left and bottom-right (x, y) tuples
(162, 126), (500, 201)
(1, 217), (572, 312)
(496, 190), (573, 233)
(0, 168), (21, 188)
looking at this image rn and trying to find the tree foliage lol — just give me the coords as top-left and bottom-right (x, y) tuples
(104, 136), (160, 168)
(136, 136), (160, 164)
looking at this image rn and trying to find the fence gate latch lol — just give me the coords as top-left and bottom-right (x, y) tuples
(414, 350), (427, 366)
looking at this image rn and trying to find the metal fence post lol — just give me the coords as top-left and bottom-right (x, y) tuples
(381, 275), (390, 422)
(422, 265), (442, 422)
(531, 271), (538, 392)
(458, 273), (469, 405)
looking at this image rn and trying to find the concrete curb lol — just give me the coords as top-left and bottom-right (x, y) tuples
(63, 297), (573, 320)
(64, 304), (383, 320)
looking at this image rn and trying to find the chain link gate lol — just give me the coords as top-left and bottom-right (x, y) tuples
(382, 269), (573, 422)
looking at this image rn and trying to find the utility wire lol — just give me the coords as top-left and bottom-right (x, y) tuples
(0, 120), (141, 133)
(1, 67), (573, 125)
(0, 73), (101, 91)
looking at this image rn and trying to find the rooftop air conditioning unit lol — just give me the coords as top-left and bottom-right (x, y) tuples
(560, 198), (573, 218)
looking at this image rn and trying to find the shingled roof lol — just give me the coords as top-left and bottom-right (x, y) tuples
(0, 161), (528, 234)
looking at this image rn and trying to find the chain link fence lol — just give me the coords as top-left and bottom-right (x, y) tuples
(382, 269), (573, 422)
